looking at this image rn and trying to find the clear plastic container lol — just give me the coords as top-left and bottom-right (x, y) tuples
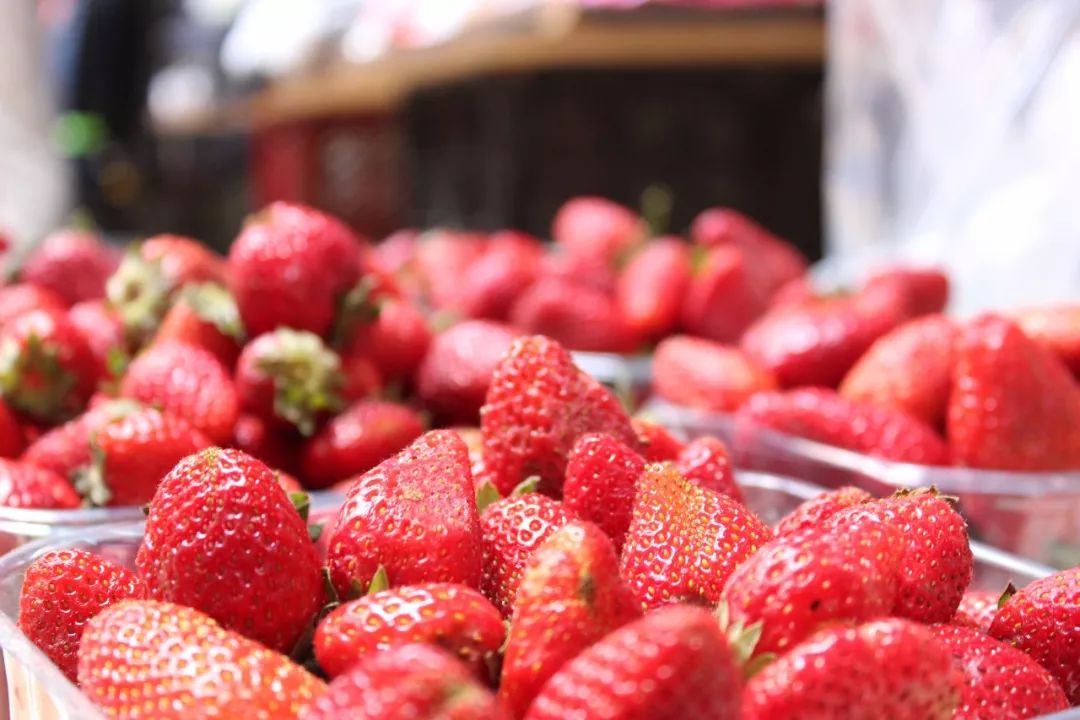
(645, 398), (1080, 569)
(0, 472), (1067, 720)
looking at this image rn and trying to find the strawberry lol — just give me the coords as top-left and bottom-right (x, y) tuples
(235, 329), (347, 435)
(480, 335), (637, 497)
(68, 299), (126, 378)
(847, 490), (973, 623)
(452, 425), (487, 481)
(314, 583), (504, 679)
(722, 506), (902, 654)
(989, 566), (1080, 702)
(0, 457), (79, 508)
(301, 399), (425, 488)
(302, 643), (507, 720)
(21, 229), (118, 306)
(228, 202), (366, 338)
(18, 549), (145, 681)
(75, 406), (211, 507)
(630, 417), (684, 462)
(0, 283), (66, 327)
(137, 448), (324, 653)
(864, 266), (949, 318)
(0, 307), (99, 421)
(342, 295), (431, 384)
(480, 492), (572, 617)
(616, 237), (691, 341)
(119, 340), (239, 444)
(840, 314), (958, 429)
(931, 624), (1069, 720)
(417, 320), (518, 424)
(19, 400), (132, 478)
(0, 398), (22, 458)
(455, 230), (544, 322)
(370, 228), (418, 276)
(232, 412), (302, 476)
(774, 485), (872, 536)
(741, 291), (906, 388)
(537, 250), (618, 295)
(414, 229), (488, 310)
(501, 521), (639, 717)
(690, 207), (807, 297)
(680, 245), (770, 343)
(154, 283), (243, 368)
(653, 335), (777, 413)
(948, 314), (1080, 470)
(952, 590), (1002, 633)
(1013, 304), (1080, 376)
(524, 605), (742, 720)
(510, 277), (639, 353)
(140, 233), (228, 288)
(326, 430), (482, 598)
(562, 433), (644, 552)
(551, 196), (643, 269)
(79, 600), (326, 719)
(620, 463), (773, 610)
(674, 435), (740, 500)
(736, 388), (950, 466)
(742, 618), (961, 720)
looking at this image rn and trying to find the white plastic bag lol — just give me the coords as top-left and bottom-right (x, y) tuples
(825, 0), (1080, 314)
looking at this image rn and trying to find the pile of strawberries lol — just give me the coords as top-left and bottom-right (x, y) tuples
(14, 332), (1080, 719)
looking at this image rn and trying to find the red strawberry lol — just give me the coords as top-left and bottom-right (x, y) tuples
(75, 406), (211, 507)
(742, 619), (961, 720)
(630, 417), (683, 462)
(140, 233), (228, 288)
(0, 307), (99, 421)
(931, 624), (1068, 719)
(480, 492), (572, 617)
(136, 448), (324, 653)
(552, 196), (643, 268)
(413, 229), (488, 309)
(537, 250), (618, 295)
(154, 283), (243, 368)
(949, 314), (1080, 470)
(691, 207), (807, 297)
(774, 485), (872, 536)
(18, 549), (145, 681)
(0, 283), (66, 327)
(562, 434), (644, 552)
(952, 590), (1002, 633)
(741, 291), (906, 388)
(302, 643), (507, 720)
(0, 398), (23, 458)
(276, 470), (303, 493)
(653, 335), (777, 413)
(119, 340), (239, 444)
(19, 400), (131, 478)
(340, 350), (382, 401)
(228, 202), (366, 337)
(326, 430), (482, 597)
(314, 582), (503, 679)
(864, 266), (950, 318)
(480, 335), (637, 497)
(21, 230), (118, 306)
(769, 276), (816, 309)
(680, 245), (770, 343)
(343, 296), (431, 383)
(736, 388), (950, 466)
(301, 400), (425, 488)
(417, 320), (518, 424)
(235, 329), (347, 435)
(616, 237), (691, 341)
(620, 463), (773, 610)
(524, 605), (742, 720)
(68, 299), (126, 379)
(0, 457), (79, 508)
(79, 600), (326, 719)
(989, 566), (1080, 702)
(723, 505), (901, 654)
(1013, 304), (1080, 376)
(370, 228), (418, 276)
(674, 435), (740, 500)
(845, 490), (973, 623)
(232, 412), (302, 476)
(510, 277), (639, 353)
(501, 521), (640, 717)
(840, 314), (958, 429)
(455, 230), (544, 322)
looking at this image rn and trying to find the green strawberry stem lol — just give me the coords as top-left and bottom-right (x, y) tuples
(366, 566), (390, 595)
(183, 283), (245, 339)
(475, 481), (501, 514)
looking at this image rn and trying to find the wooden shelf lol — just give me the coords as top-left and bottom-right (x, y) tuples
(252, 6), (825, 127)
